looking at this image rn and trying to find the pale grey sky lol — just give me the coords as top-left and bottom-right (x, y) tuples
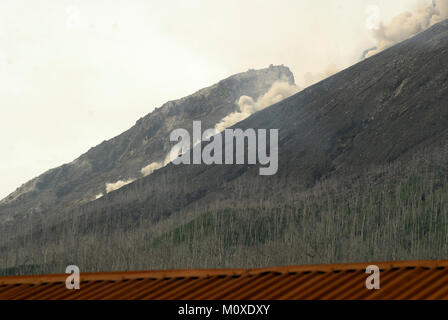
(0, 0), (434, 199)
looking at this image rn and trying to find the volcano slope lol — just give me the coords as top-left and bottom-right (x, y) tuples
(0, 65), (294, 223)
(2, 20), (448, 275)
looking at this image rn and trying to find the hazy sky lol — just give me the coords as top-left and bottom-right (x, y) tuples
(0, 0), (433, 199)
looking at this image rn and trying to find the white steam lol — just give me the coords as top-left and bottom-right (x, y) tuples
(215, 81), (300, 132)
(105, 179), (135, 193)
(366, 0), (448, 57)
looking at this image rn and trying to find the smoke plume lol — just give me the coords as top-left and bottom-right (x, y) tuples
(105, 179), (135, 193)
(141, 161), (164, 177)
(139, 81), (299, 177)
(215, 81), (300, 132)
(140, 145), (181, 177)
(366, 0), (448, 57)
(303, 64), (340, 87)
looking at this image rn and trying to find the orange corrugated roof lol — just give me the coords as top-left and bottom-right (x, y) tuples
(1, 260), (448, 300)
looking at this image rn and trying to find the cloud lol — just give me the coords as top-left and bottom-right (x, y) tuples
(215, 81), (300, 132)
(365, 0), (448, 58)
(105, 179), (135, 193)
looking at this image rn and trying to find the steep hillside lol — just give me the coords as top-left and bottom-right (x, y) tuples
(0, 65), (294, 222)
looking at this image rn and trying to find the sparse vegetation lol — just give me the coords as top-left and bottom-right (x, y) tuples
(1, 143), (448, 275)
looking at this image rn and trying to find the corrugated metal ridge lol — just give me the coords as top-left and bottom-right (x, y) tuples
(1, 259), (447, 285)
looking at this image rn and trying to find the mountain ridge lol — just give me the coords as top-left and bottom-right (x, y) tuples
(0, 65), (294, 221)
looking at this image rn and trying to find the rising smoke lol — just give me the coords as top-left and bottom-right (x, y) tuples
(105, 179), (135, 193)
(141, 161), (164, 177)
(138, 81), (300, 178)
(215, 81), (300, 132)
(303, 64), (340, 87)
(140, 140), (184, 177)
(365, 0), (448, 57)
